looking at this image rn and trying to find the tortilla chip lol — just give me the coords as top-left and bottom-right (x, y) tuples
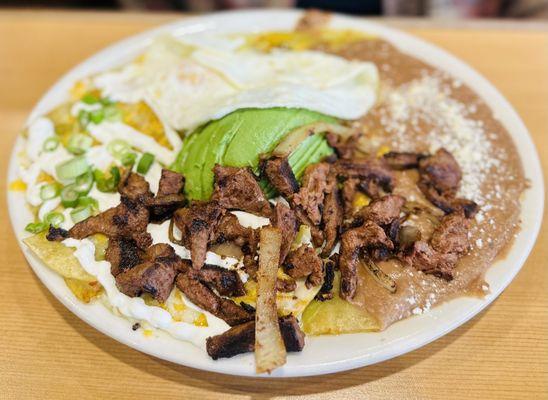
(64, 278), (103, 303)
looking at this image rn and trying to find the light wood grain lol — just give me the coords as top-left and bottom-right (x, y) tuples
(1, 11), (547, 400)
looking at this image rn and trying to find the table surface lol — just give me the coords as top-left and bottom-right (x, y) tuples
(0, 10), (547, 400)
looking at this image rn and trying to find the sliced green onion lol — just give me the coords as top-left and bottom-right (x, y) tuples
(44, 212), (65, 227)
(40, 183), (61, 200)
(66, 133), (93, 155)
(43, 137), (60, 152)
(60, 184), (80, 208)
(74, 170), (94, 194)
(25, 222), (48, 234)
(56, 156), (90, 181)
(100, 97), (114, 106)
(137, 152), (155, 174)
(70, 206), (92, 224)
(94, 166), (120, 193)
(89, 108), (105, 125)
(81, 93), (99, 105)
(77, 196), (99, 211)
(78, 110), (90, 128)
(121, 152), (137, 167)
(104, 104), (120, 121)
(107, 139), (130, 158)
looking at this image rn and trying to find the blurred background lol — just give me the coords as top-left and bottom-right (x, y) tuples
(1, 0), (547, 18)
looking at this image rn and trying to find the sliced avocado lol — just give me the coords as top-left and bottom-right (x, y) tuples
(172, 108), (335, 200)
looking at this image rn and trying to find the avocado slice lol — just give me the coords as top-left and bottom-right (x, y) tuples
(172, 108), (336, 201)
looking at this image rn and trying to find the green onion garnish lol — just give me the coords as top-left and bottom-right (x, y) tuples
(121, 152), (137, 167)
(81, 93), (99, 105)
(60, 184), (80, 208)
(73, 170), (94, 194)
(137, 152), (155, 174)
(66, 133), (93, 155)
(70, 205), (92, 224)
(100, 97), (114, 106)
(39, 183), (61, 200)
(104, 104), (121, 121)
(94, 166), (120, 193)
(43, 137), (60, 152)
(44, 212), (65, 227)
(77, 196), (99, 211)
(107, 139), (130, 158)
(89, 108), (105, 125)
(25, 222), (48, 234)
(56, 156), (89, 181)
(78, 110), (90, 128)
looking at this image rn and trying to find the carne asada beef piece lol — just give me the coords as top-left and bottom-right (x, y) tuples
(67, 198), (152, 249)
(205, 315), (305, 360)
(173, 201), (225, 269)
(261, 156), (299, 198)
(339, 220), (394, 300)
(283, 245), (323, 288)
(315, 256), (336, 301)
(417, 149), (478, 218)
(106, 238), (142, 276)
(293, 207), (325, 247)
(118, 171), (153, 203)
(321, 172), (343, 257)
(292, 163), (330, 225)
(115, 259), (178, 303)
(400, 211), (470, 280)
(147, 169), (186, 222)
(326, 132), (360, 159)
(383, 151), (424, 170)
(276, 278), (297, 293)
(341, 178), (361, 217)
(46, 226), (69, 241)
(335, 158), (395, 197)
(211, 165), (271, 216)
(176, 271), (253, 326)
(199, 265), (245, 297)
(360, 195), (406, 226)
(272, 202), (298, 263)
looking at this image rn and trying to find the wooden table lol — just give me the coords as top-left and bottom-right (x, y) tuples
(1, 11), (547, 399)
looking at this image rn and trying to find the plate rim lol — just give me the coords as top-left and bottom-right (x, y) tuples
(7, 9), (545, 378)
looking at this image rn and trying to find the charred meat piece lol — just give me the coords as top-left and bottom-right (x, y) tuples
(383, 151), (424, 170)
(283, 245), (323, 288)
(360, 195), (405, 226)
(118, 171), (153, 203)
(401, 212), (470, 280)
(276, 278), (297, 293)
(272, 202), (298, 263)
(106, 238), (142, 276)
(199, 265), (246, 297)
(148, 169), (186, 223)
(173, 201), (224, 269)
(205, 315), (305, 360)
(292, 163), (330, 226)
(212, 165), (271, 216)
(315, 256), (336, 301)
(418, 182), (478, 218)
(176, 271), (253, 326)
(335, 158), (395, 195)
(326, 132), (360, 160)
(321, 172), (343, 257)
(419, 148), (462, 194)
(261, 156), (299, 198)
(68, 199), (152, 249)
(339, 220), (394, 300)
(46, 226), (69, 241)
(341, 178), (361, 217)
(115, 260), (177, 303)
(144, 243), (186, 272)
(214, 213), (257, 250)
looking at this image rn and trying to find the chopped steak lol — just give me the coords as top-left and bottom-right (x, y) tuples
(276, 278), (297, 293)
(383, 151), (424, 170)
(292, 163), (330, 225)
(199, 265), (245, 297)
(118, 171), (153, 203)
(400, 212), (470, 280)
(360, 195), (405, 226)
(339, 220), (394, 300)
(335, 158), (395, 196)
(326, 132), (360, 159)
(315, 257), (336, 301)
(173, 201), (224, 269)
(211, 165), (271, 216)
(341, 178), (361, 217)
(176, 271), (253, 326)
(115, 260), (177, 303)
(419, 148), (462, 194)
(284, 245), (323, 288)
(148, 169), (185, 222)
(272, 202), (298, 263)
(46, 226), (69, 241)
(205, 315), (305, 360)
(106, 238), (142, 276)
(321, 172), (343, 257)
(261, 156), (299, 198)
(68, 198), (152, 249)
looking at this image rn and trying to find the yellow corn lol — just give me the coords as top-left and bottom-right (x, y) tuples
(9, 179), (27, 191)
(194, 314), (208, 327)
(143, 329), (154, 337)
(353, 192), (371, 211)
(376, 145), (391, 158)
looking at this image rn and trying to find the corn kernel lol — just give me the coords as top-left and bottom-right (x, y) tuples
(143, 329), (154, 337)
(376, 145), (391, 158)
(194, 314), (208, 327)
(352, 192), (371, 211)
(9, 179), (27, 191)
(37, 172), (55, 184)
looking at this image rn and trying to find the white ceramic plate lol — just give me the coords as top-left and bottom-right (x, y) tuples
(7, 10), (544, 377)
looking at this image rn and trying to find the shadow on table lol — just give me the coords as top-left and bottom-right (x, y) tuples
(33, 269), (489, 399)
